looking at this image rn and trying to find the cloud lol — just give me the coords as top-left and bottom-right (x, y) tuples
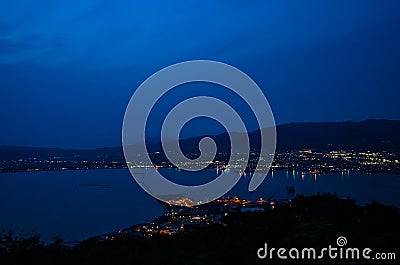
(0, 34), (66, 67)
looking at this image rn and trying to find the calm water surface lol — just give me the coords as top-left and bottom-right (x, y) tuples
(0, 168), (399, 242)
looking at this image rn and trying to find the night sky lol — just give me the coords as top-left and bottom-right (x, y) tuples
(1, 1), (400, 148)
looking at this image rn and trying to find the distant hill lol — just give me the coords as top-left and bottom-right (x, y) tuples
(275, 119), (400, 151)
(0, 119), (399, 160)
(0, 146), (123, 161)
(177, 119), (400, 153)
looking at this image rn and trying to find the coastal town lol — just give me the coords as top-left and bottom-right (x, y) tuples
(1, 149), (400, 175)
(92, 196), (278, 241)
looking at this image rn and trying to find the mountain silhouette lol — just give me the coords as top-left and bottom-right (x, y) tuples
(1, 119), (399, 161)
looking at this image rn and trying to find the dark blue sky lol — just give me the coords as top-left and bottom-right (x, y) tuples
(1, 1), (400, 148)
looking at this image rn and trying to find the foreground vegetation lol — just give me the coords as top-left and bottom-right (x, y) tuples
(1, 193), (399, 265)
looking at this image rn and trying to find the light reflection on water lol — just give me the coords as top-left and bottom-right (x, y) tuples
(0, 168), (399, 242)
